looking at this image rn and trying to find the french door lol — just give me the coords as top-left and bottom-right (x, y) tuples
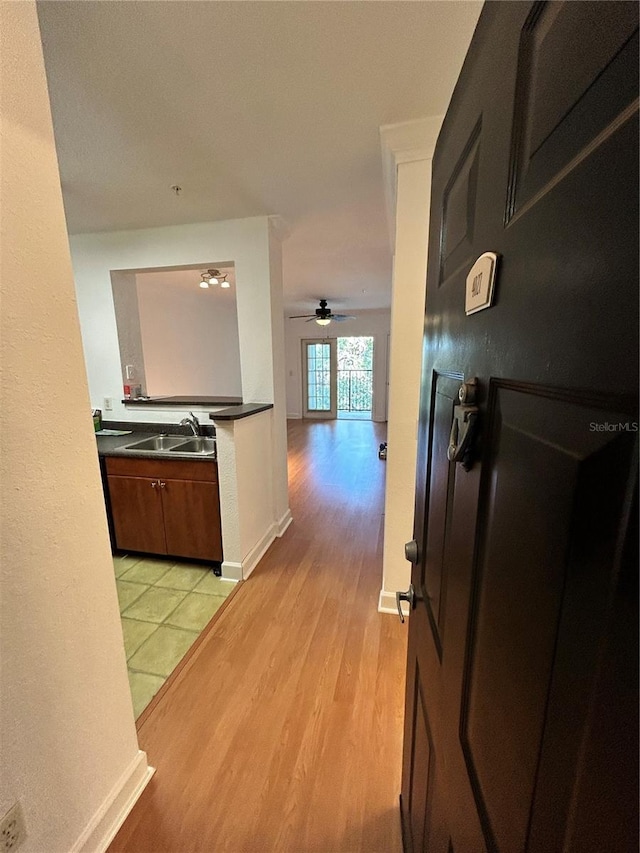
(302, 339), (337, 419)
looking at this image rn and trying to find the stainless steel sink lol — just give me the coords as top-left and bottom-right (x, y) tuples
(124, 435), (187, 452)
(170, 437), (216, 455)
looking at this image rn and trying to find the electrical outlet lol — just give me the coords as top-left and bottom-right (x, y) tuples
(1, 802), (26, 852)
(103, 397), (113, 411)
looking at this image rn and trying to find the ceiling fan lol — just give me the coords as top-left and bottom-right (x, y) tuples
(289, 299), (355, 326)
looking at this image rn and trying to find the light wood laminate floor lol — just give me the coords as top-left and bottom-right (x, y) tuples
(110, 418), (408, 853)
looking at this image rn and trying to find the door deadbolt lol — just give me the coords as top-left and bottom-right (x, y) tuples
(405, 539), (419, 564)
(458, 379), (478, 405)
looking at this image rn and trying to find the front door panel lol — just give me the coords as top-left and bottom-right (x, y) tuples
(421, 372), (462, 657)
(401, 3), (638, 851)
(460, 385), (636, 851)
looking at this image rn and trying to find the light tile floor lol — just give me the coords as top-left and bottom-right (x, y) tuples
(114, 555), (235, 718)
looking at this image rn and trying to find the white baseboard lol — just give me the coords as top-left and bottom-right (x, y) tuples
(378, 589), (408, 616)
(223, 511), (292, 583)
(276, 507), (293, 537)
(241, 522), (277, 580)
(287, 413), (302, 420)
(221, 561), (243, 582)
(71, 750), (154, 853)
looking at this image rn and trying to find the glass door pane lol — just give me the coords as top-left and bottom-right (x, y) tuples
(308, 342), (330, 411)
(337, 336), (374, 419)
(302, 339), (337, 418)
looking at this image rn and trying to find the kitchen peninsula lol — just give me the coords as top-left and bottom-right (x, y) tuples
(97, 403), (283, 583)
(208, 403), (288, 582)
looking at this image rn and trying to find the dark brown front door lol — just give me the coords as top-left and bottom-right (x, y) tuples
(400, 3), (638, 852)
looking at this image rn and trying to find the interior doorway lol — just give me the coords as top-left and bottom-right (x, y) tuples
(337, 336), (373, 420)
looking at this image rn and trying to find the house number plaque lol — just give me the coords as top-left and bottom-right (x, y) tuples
(465, 252), (498, 315)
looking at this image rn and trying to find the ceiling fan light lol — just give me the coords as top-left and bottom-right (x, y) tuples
(316, 317), (331, 326)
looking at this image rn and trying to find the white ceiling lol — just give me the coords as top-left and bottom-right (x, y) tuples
(37, 1), (482, 314)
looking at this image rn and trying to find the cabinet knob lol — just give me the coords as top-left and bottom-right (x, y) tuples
(151, 481), (157, 488)
(159, 481), (166, 488)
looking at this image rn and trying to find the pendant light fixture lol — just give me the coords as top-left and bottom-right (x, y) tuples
(199, 269), (229, 288)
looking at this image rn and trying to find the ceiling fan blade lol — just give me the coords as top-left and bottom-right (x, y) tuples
(290, 301), (352, 322)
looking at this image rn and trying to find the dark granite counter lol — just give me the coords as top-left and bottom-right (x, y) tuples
(95, 403), (271, 458)
(96, 421), (216, 461)
(97, 431), (145, 456)
(209, 403), (273, 421)
(123, 395), (243, 407)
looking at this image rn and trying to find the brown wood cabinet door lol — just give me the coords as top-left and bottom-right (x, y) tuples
(107, 475), (167, 555)
(160, 479), (222, 562)
(401, 3), (638, 852)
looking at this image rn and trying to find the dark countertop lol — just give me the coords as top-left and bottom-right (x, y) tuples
(95, 403), (271, 458)
(209, 403), (273, 421)
(123, 396), (243, 407)
(96, 427), (216, 462)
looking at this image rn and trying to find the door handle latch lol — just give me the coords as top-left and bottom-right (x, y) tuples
(396, 584), (416, 624)
(447, 380), (479, 471)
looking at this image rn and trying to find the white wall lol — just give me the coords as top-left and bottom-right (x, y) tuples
(70, 217), (275, 423)
(209, 224), (291, 581)
(136, 270), (242, 398)
(267, 220), (291, 530)
(0, 4), (150, 851)
(111, 270), (148, 396)
(378, 117), (441, 613)
(285, 309), (391, 422)
(213, 409), (277, 580)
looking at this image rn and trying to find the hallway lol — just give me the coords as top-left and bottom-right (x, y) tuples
(110, 418), (408, 853)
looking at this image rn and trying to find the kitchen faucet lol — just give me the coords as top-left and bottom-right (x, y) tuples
(180, 411), (201, 436)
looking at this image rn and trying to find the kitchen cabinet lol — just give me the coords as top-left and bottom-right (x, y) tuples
(105, 456), (222, 562)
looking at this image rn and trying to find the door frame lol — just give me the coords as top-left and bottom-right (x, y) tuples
(301, 337), (337, 419)
(336, 335), (375, 418)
